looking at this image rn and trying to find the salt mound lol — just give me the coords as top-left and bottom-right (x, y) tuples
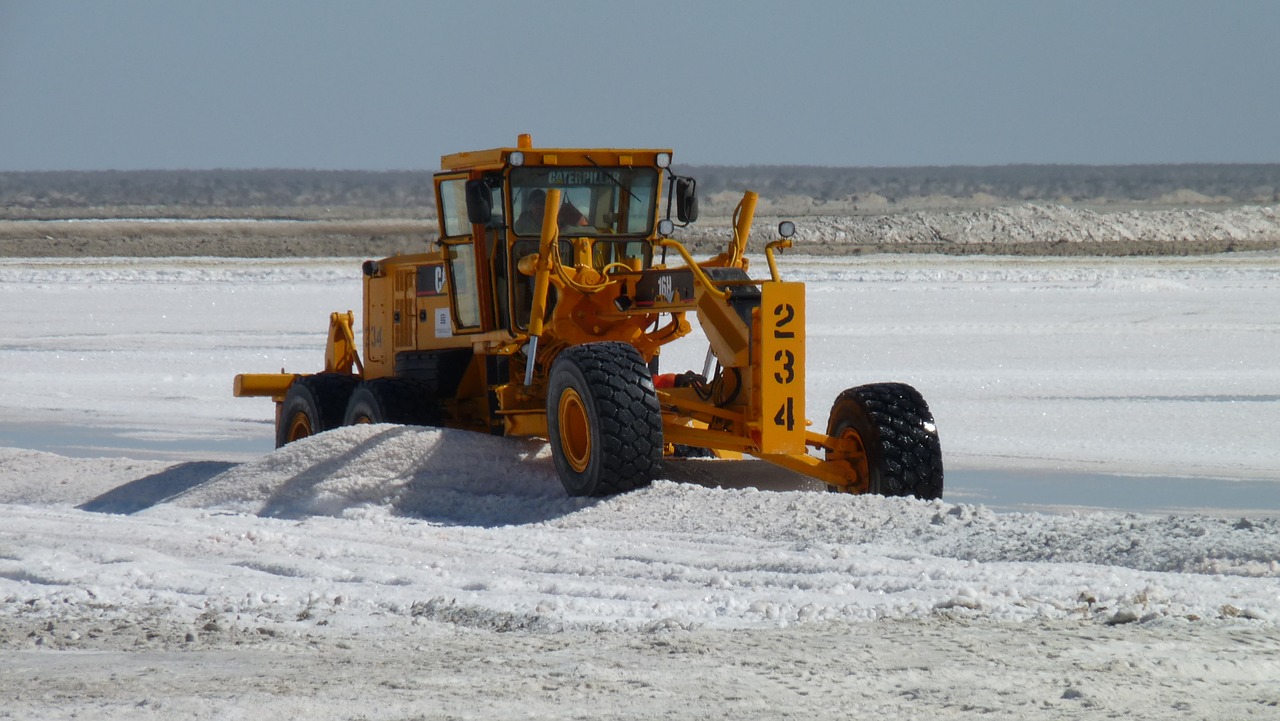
(555, 481), (1280, 578)
(169, 424), (586, 524)
(157, 422), (1280, 579)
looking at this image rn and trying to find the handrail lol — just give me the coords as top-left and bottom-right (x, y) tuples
(764, 238), (792, 282)
(655, 239), (728, 301)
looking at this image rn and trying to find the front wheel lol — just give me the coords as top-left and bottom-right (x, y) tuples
(546, 342), (663, 497)
(826, 383), (943, 500)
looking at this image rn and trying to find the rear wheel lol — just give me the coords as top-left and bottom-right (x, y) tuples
(343, 377), (442, 427)
(277, 373), (359, 448)
(546, 342), (663, 496)
(825, 383), (943, 500)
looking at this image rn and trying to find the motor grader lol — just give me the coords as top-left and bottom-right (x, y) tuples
(234, 135), (943, 499)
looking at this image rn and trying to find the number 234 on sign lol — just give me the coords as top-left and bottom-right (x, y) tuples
(759, 282), (806, 454)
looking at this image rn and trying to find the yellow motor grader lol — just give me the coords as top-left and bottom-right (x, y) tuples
(235, 135), (943, 499)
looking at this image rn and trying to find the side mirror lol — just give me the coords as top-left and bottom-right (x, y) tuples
(674, 177), (698, 224)
(465, 179), (492, 225)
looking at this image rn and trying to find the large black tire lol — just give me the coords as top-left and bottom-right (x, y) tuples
(825, 383), (943, 500)
(277, 373), (359, 448)
(343, 377), (443, 427)
(546, 342), (663, 497)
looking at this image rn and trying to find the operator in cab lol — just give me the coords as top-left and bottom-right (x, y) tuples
(514, 188), (589, 235)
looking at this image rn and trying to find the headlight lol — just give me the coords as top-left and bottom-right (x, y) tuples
(778, 221), (796, 238)
(655, 152), (671, 169)
(509, 151), (525, 167)
(657, 219), (674, 236)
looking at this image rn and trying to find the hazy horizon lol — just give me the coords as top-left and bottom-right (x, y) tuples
(3, 1), (1279, 171)
(6, 161), (1280, 174)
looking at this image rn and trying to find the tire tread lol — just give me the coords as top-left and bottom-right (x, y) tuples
(829, 382), (943, 500)
(549, 342), (662, 496)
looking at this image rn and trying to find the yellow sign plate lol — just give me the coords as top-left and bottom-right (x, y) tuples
(758, 282), (806, 454)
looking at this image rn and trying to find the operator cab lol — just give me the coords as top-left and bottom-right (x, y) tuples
(436, 135), (697, 334)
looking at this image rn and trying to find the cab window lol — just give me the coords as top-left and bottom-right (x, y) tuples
(445, 242), (480, 329)
(510, 167), (658, 237)
(438, 178), (471, 238)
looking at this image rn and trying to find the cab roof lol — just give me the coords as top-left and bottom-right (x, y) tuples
(440, 135), (672, 172)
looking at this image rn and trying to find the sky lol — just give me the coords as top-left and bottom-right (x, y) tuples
(2, 0), (1279, 171)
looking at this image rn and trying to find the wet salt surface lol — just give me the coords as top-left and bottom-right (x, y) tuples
(0, 419), (270, 461)
(945, 468), (1279, 518)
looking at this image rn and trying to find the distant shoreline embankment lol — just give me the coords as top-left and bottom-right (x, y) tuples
(2, 204), (1278, 258)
